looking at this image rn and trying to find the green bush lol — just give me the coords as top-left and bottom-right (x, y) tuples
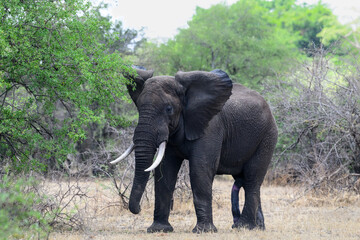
(0, 0), (133, 172)
(0, 174), (49, 239)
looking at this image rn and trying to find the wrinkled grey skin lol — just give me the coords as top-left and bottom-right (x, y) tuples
(125, 67), (278, 233)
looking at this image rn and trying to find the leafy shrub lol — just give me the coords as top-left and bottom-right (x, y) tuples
(0, 0), (132, 172)
(0, 174), (49, 239)
(266, 46), (360, 192)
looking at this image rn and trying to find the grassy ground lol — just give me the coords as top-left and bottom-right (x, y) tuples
(48, 178), (360, 240)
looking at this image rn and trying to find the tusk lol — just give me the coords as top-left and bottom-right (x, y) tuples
(144, 141), (166, 172)
(110, 142), (135, 164)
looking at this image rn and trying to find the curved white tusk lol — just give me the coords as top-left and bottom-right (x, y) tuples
(144, 141), (166, 172)
(110, 142), (135, 164)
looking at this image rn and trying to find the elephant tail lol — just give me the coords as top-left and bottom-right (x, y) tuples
(231, 178), (242, 224)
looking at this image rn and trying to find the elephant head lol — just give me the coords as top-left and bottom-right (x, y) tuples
(114, 67), (233, 214)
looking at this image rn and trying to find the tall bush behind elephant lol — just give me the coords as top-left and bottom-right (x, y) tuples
(112, 67), (278, 233)
(135, 1), (307, 90)
(264, 47), (360, 191)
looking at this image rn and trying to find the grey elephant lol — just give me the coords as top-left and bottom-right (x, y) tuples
(111, 67), (278, 233)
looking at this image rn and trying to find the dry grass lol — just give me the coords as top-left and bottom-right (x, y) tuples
(48, 177), (360, 240)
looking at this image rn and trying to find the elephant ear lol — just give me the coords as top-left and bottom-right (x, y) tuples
(125, 66), (154, 105)
(175, 69), (233, 140)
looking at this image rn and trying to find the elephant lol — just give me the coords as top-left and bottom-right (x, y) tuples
(111, 67), (278, 233)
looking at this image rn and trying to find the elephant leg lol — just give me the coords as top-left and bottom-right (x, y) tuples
(147, 150), (183, 233)
(233, 136), (274, 230)
(232, 188), (265, 230)
(189, 163), (217, 233)
(232, 183), (262, 230)
(256, 203), (265, 229)
(238, 186), (265, 230)
(231, 178), (243, 227)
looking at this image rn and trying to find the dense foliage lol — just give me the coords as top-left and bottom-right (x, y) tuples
(260, 0), (334, 50)
(0, 174), (49, 239)
(0, 0), (135, 172)
(266, 48), (360, 189)
(136, 0), (343, 89)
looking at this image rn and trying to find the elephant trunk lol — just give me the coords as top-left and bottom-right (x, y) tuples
(129, 107), (169, 214)
(128, 123), (157, 214)
(128, 143), (156, 214)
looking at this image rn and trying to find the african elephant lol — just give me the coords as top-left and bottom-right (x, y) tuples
(111, 67), (278, 233)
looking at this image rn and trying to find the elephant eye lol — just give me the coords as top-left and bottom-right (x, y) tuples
(165, 105), (173, 115)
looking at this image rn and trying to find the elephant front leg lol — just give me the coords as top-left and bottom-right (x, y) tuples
(190, 168), (217, 233)
(147, 154), (183, 233)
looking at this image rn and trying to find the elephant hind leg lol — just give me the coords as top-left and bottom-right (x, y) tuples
(256, 203), (265, 230)
(231, 178), (243, 225)
(234, 132), (276, 230)
(232, 184), (261, 230)
(233, 199), (265, 230)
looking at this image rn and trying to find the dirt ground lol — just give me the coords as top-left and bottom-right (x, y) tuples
(48, 178), (360, 240)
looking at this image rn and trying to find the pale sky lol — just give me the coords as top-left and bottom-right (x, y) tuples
(94, 0), (360, 40)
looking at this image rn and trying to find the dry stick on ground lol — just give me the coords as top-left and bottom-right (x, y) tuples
(42, 179), (90, 231)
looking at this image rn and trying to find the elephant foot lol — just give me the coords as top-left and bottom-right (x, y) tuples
(147, 221), (174, 233)
(232, 217), (264, 230)
(232, 219), (255, 230)
(192, 222), (217, 233)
